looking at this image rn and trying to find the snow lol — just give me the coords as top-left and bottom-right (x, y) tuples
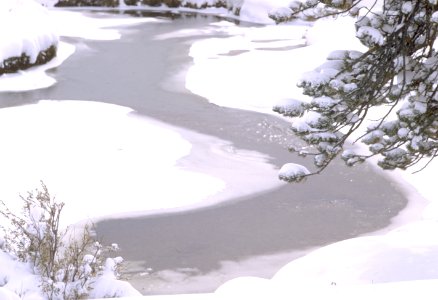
(401, 1), (413, 14)
(49, 10), (167, 41)
(0, 0), (58, 65)
(272, 98), (306, 117)
(0, 289), (20, 300)
(0, 3), (162, 92)
(1, 1), (438, 300)
(238, 0), (293, 24)
(433, 11), (438, 23)
(89, 258), (142, 298)
(356, 26), (385, 46)
(268, 6), (293, 21)
(278, 163), (310, 182)
(181, 3), (438, 300)
(0, 100), (281, 227)
(185, 15), (365, 114)
(0, 41), (74, 92)
(0, 99), (282, 298)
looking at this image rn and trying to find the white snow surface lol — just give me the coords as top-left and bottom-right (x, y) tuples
(238, 0), (294, 24)
(0, 100), (281, 227)
(278, 163), (310, 181)
(185, 16), (365, 114)
(1, 1), (438, 300)
(0, 0), (58, 65)
(0, 41), (74, 92)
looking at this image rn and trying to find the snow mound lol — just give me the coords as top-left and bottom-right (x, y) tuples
(0, 0), (58, 66)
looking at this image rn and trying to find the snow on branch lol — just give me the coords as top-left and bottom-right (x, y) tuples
(275, 0), (438, 178)
(279, 163), (311, 183)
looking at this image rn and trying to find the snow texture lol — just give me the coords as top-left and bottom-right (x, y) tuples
(273, 98), (306, 117)
(89, 258), (142, 298)
(432, 11), (438, 23)
(2, 1), (438, 300)
(183, 4), (438, 300)
(0, 0), (58, 65)
(356, 26), (385, 46)
(278, 163), (311, 182)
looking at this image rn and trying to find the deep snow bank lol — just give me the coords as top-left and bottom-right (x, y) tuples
(0, 0), (58, 75)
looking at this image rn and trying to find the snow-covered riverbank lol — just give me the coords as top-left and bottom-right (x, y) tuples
(0, 0), (58, 75)
(0, 5), (286, 298)
(0, 1), (437, 299)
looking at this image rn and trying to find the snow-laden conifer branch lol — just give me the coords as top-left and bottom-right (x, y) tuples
(275, 0), (438, 182)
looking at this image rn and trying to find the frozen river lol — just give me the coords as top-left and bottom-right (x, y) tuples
(0, 10), (408, 295)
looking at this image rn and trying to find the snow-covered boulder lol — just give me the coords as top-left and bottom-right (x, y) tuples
(0, 0), (58, 75)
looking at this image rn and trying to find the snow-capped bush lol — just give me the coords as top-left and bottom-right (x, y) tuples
(0, 183), (127, 300)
